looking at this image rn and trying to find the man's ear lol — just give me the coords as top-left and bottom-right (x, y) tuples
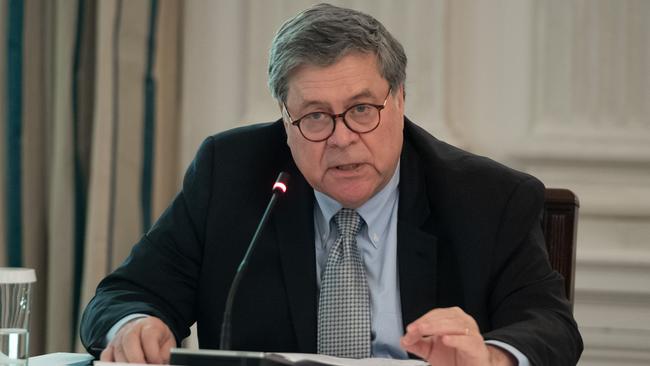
(279, 101), (293, 140)
(279, 102), (293, 144)
(279, 101), (289, 125)
(395, 84), (406, 111)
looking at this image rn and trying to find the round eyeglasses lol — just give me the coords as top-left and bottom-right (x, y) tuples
(283, 89), (391, 142)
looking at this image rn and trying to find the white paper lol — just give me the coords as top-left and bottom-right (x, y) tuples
(94, 362), (169, 366)
(269, 353), (429, 366)
(29, 352), (93, 366)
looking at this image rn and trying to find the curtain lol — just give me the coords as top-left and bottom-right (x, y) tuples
(1, 0), (183, 355)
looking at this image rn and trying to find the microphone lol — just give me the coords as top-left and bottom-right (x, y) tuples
(219, 171), (290, 350)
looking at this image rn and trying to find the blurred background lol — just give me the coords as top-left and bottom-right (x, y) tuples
(0, 0), (648, 365)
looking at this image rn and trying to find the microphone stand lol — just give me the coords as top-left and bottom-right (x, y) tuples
(219, 172), (290, 350)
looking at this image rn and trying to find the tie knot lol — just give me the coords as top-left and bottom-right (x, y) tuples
(333, 208), (363, 238)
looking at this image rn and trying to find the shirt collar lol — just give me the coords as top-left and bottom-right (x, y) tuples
(314, 162), (400, 248)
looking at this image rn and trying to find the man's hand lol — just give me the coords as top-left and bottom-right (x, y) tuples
(100, 316), (176, 364)
(400, 307), (516, 366)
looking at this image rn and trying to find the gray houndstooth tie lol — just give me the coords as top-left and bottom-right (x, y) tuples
(318, 208), (371, 358)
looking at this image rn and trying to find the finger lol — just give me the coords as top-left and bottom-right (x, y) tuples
(441, 334), (488, 360)
(120, 327), (147, 363)
(100, 345), (114, 362)
(407, 317), (472, 335)
(414, 306), (467, 323)
(160, 337), (177, 364)
(400, 334), (437, 359)
(141, 324), (172, 364)
(112, 342), (127, 363)
(141, 329), (164, 364)
(402, 322), (469, 346)
(403, 307), (478, 345)
(410, 307), (475, 331)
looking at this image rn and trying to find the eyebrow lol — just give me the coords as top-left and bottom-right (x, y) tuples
(296, 89), (377, 112)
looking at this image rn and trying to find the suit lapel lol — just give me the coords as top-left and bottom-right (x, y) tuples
(397, 138), (439, 329)
(273, 161), (318, 353)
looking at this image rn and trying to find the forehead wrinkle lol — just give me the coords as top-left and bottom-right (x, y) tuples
(287, 53), (385, 111)
(296, 74), (369, 95)
(296, 88), (376, 112)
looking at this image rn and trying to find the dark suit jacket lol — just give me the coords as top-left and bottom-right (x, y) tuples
(81, 118), (582, 365)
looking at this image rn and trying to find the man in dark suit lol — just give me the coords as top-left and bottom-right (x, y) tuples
(81, 3), (582, 365)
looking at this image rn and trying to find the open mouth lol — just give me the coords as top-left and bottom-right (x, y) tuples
(336, 163), (361, 171)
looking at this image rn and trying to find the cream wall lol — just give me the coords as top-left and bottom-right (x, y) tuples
(179, 1), (650, 365)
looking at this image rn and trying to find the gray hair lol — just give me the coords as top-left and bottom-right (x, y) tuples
(268, 3), (407, 103)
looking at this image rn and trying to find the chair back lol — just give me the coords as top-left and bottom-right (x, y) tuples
(542, 188), (579, 310)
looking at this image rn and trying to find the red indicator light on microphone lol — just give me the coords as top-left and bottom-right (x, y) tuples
(273, 182), (287, 193)
(272, 171), (290, 194)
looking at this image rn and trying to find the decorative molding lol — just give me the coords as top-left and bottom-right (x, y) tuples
(575, 250), (650, 365)
(577, 250), (650, 296)
(515, 158), (650, 218)
(531, 0), (650, 138)
(580, 343), (650, 366)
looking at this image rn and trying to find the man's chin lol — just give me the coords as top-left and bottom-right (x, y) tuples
(329, 190), (373, 209)
(319, 174), (380, 208)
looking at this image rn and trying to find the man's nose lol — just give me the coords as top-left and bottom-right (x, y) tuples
(327, 116), (358, 146)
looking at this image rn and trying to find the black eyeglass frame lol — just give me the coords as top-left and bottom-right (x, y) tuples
(283, 88), (392, 142)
